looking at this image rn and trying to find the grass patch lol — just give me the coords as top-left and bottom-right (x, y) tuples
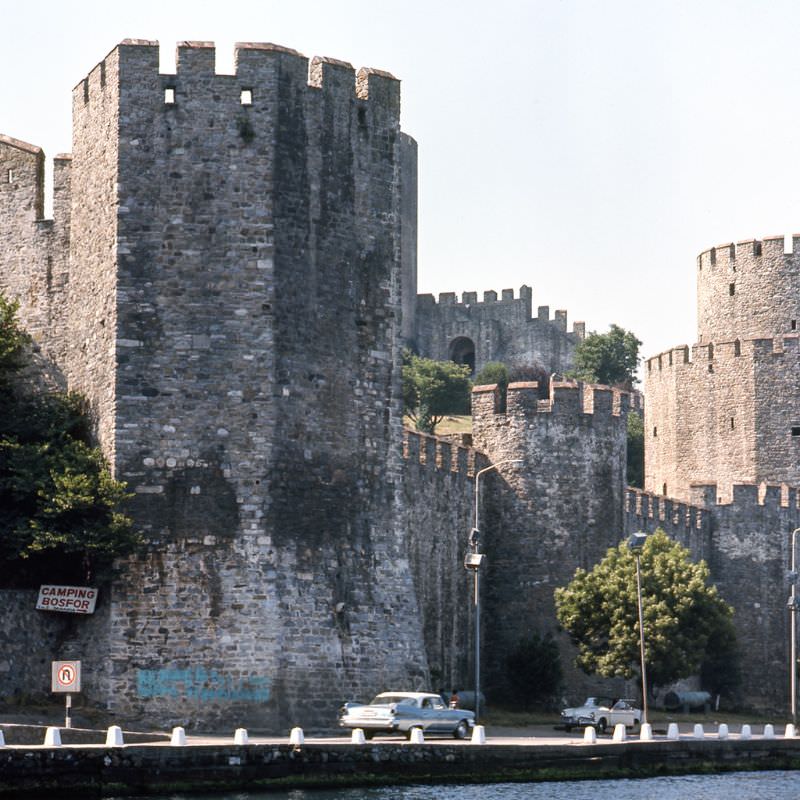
(403, 415), (472, 436)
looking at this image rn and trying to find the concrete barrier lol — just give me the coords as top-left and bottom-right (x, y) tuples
(105, 726), (124, 747)
(639, 723), (653, 741)
(471, 725), (486, 744)
(234, 728), (248, 745)
(693, 724), (704, 739)
(667, 723), (680, 740)
(764, 724), (775, 739)
(351, 729), (366, 745)
(44, 727), (62, 747)
(289, 727), (305, 746)
(718, 723), (729, 740)
(740, 724), (752, 740)
(612, 724), (626, 742)
(583, 726), (597, 743)
(170, 727), (186, 747)
(785, 723), (796, 738)
(409, 728), (424, 744)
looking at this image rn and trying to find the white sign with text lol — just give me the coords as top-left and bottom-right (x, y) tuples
(37, 585), (98, 614)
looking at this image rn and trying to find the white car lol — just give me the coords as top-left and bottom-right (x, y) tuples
(339, 691), (475, 739)
(560, 697), (642, 733)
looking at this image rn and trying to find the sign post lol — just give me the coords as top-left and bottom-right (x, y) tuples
(51, 661), (81, 729)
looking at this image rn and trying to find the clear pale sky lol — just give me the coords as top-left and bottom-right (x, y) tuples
(2, 0), (799, 365)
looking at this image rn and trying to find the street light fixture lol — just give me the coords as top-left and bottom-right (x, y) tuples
(789, 528), (800, 726)
(466, 458), (523, 724)
(627, 531), (650, 726)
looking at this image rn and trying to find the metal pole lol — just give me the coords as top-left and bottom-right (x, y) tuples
(635, 553), (649, 726)
(792, 529), (800, 726)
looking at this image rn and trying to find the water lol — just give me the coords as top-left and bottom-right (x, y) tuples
(109, 770), (800, 800)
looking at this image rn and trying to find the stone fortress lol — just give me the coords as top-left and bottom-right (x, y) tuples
(0, 39), (791, 729)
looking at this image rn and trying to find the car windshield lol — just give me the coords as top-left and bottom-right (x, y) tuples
(371, 695), (417, 706)
(585, 697), (613, 708)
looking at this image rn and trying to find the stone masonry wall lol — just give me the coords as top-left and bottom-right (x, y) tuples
(400, 429), (486, 696)
(80, 40), (429, 730)
(697, 236), (800, 343)
(414, 286), (584, 375)
(0, 136), (71, 372)
(471, 380), (629, 699)
(645, 336), (800, 502)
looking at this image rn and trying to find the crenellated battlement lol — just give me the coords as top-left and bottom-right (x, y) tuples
(689, 481), (800, 510)
(472, 380), (630, 421)
(625, 487), (708, 531)
(73, 39), (399, 111)
(646, 333), (800, 375)
(402, 428), (483, 478)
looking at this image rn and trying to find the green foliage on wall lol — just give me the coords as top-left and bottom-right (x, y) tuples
(0, 294), (141, 586)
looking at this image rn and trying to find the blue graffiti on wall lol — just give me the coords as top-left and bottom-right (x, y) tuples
(137, 667), (271, 702)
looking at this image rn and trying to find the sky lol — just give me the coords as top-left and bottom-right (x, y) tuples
(2, 0), (800, 365)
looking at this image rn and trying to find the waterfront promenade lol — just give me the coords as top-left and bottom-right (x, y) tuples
(2, 723), (800, 797)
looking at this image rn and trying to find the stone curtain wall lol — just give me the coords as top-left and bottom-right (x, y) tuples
(414, 286), (585, 375)
(0, 136), (71, 369)
(400, 430), (487, 697)
(472, 381), (629, 699)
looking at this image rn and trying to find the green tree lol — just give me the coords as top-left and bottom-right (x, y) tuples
(474, 361), (509, 394)
(626, 412), (644, 488)
(506, 631), (564, 710)
(554, 530), (737, 694)
(402, 352), (471, 434)
(0, 294), (140, 585)
(569, 324), (642, 388)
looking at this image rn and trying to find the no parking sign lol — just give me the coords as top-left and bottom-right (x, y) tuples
(51, 661), (81, 693)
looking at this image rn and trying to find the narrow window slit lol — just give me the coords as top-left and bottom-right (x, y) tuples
(164, 87), (176, 105)
(240, 88), (253, 106)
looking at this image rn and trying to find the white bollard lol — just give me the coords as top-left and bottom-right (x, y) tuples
(612, 723), (626, 742)
(693, 723), (704, 739)
(667, 722), (680, 740)
(583, 726), (597, 743)
(0, 730), (5, 747)
(170, 726), (187, 746)
(44, 727), (62, 747)
(718, 723), (729, 740)
(764, 724), (775, 739)
(740, 724), (752, 740)
(639, 723), (653, 741)
(105, 725), (124, 746)
(470, 725), (486, 744)
(289, 727), (305, 746)
(409, 727), (425, 744)
(351, 728), (366, 745)
(785, 723), (797, 738)
(234, 728), (249, 745)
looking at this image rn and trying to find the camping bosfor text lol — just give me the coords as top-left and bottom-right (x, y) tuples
(36, 585), (98, 614)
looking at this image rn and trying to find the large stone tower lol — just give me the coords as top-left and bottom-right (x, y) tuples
(0, 40), (428, 729)
(646, 236), (800, 503)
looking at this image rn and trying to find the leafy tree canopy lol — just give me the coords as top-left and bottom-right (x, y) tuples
(569, 324), (642, 388)
(474, 362), (509, 394)
(554, 530), (738, 693)
(0, 294), (140, 585)
(402, 351), (471, 434)
(505, 631), (564, 710)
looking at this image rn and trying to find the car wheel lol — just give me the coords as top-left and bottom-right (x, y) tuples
(564, 725), (573, 732)
(453, 720), (469, 740)
(596, 718), (607, 734)
(364, 731), (375, 740)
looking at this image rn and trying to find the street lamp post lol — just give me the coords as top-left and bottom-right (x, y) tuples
(627, 531), (650, 726)
(789, 528), (800, 726)
(465, 458), (523, 724)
